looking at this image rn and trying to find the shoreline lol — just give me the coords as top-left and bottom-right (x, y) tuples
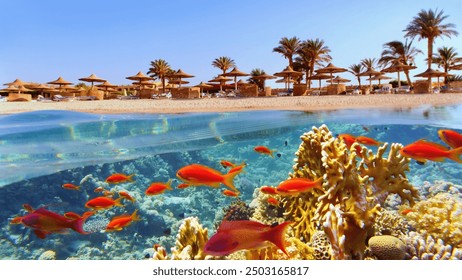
(1, 94), (462, 115)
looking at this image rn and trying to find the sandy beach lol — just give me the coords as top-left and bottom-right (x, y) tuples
(1, 93), (462, 115)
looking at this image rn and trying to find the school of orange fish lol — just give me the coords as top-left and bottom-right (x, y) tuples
(9, 128), (462, 256)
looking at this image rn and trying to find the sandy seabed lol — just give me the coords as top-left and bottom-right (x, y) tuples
(1, 93), (462, 115)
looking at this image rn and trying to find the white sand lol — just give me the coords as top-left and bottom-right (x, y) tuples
(1, 94), (462, 114)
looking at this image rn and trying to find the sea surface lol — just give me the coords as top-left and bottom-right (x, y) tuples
(0, 105), (461, 259)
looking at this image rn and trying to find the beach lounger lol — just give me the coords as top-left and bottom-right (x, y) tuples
(76, 96), (96, 101)
(37, 95), (52, 102)
(0, 95), (7, 102)
(117, 94), (140, 100)
(53, 94), (72, 102)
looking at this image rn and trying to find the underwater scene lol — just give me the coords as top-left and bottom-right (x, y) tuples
(0, 106), (462, 260)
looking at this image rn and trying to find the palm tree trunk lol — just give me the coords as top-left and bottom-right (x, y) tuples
(404, 70), (413, 87)
(162, 76), (166, 93)
(427, 38), (433, 93)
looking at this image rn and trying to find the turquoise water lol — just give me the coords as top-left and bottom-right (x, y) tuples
(0, 105), (461, 259)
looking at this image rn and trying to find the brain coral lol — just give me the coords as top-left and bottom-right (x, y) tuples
(405, 192), (462, 247)
(283, 125), (419, 259)
(368, 235), (406, 260)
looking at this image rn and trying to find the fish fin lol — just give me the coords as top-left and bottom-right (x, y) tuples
(131, 209), (141, 222)
(22, 204), (34, 212)
(314, 177), (324, 191)
(114, 197), (124, 207)
(415, 139), (449, 150)
(438, 130), (448, 145)
(223, 169), (242, 193)
(72, 211), (95, 234)
(166, 179), (174, 190)
(33, 229), (49, 239)
(449, 147), (462, 163)
(264, 221), (292, 256)
(128, 174), (136, 182)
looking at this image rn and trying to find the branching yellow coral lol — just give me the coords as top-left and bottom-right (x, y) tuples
(283, 124), (419, 259)
(170, 217), (210, 260)
(405, 192), (462, 247)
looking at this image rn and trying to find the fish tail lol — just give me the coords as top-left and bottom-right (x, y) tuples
(131, 209), (141, 222)
(128, 174), (136, 182)
(114, 197), (124, 207)
(223, 169), (242, 193)
(166, 179), (174, 190)
(265, 221), (292, 256)
(314, 177), (324, 191)
(72, 211), (95, 234)
(449, 147), (462, 163)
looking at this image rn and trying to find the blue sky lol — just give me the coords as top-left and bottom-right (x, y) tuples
(1, 0), (462, 88)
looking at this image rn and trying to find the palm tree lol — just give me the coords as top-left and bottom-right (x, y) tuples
(404, 8), (458, 91)
(273, 36), (301, 68)
(360, 58), (378, 71)
(212, 56), (235, 75)
(148, 59), (172, 93)
(379, 40), (422, 86)
(432, 46), (462, 85)
(349, 63), (364, 88)
(295, 38), (331, 88)
(248, 68), (266, 90)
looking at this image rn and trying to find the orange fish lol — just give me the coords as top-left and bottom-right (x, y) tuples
(220, 160), (237, 168)
(13, 205), (94, 239)
(119, 191), (136, 202)
(177, 183), (190, 189)
(267, 197), (279, 206)
(105, 173), (135, 184)
(276, 177), (323, 195)
(145, 179), (173, 196)
(62, 183), (80, 191)
(228, 162), (246, 174)
(254, 146), (276, 157)
(204, 220), (292, 256)
(176, 164), (242, 192)
(338, 133), (356, 148)
(105, 210), (140, 232)
(438, 129), (462, 149)
(401, 209), (415, 215)
(94, 186), (106, 193)
(63, 212), (84, 220)
(223, 190), (239, 197)
(10, 216), (23, 224)
(355, 136), (381, 146)
(103, 190), (114, 197)
(399, 139), (462, 163)
(85, 196), (124, 210)
(260, 186), (278, 195)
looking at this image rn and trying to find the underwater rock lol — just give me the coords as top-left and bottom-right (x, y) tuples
(368, 235), (406, 260)
(38, 250), (56, 260)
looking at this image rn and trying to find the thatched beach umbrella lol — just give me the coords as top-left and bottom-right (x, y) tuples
(306, 73), (331, 91)
(274, 66), (303, 91)
(48, 76), (73, 93)
(126, 71), (153, 91)
(209, 75), (232, 92)
(414, 68), (451, 92)
(79, 73), (106, 89)
(223, 67), (249, 91)
(3, 78), (27, 87)
(381, 61), (416, 88)
(193, 81), (213, 96)
(167, 69), (194, 88)
(359, 68), (383, 91)
(316, 63), (348, 84)
(367, 74), (392, 87)
(328, 75), (351, 85)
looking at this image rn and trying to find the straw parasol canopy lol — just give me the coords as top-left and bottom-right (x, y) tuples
(316, 63), (348, 84)
(328, 75), (351, 84)
(97, 81), (118, 96)
(1, 85), (19, 92)
(359, 68), (383, 91)
(223, 67), (250, 91)
(79, 73), (106, 89)
(47, 76), (73, 92)
(126, 71), (153, 91)
(451, 63), (462, 70)
(414, 68), (451, 91)
(3, 78), (27, 87)
(367, 74), (392, 87)
(274, 66), (303, 90)
(306, 73), (331, 90)
(167, 69), (194, 88)
(381, 61), (416, 88)
(208, 75), (232, 92)
(193, 81), (213, 96)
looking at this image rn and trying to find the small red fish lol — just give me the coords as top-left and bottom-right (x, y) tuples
(94, 186), (106, 193)
(220, 160), (237, 168)
(399, 139), (462, 163)
(145, 179), (173, 196)
(228, 162), (246, 174)
(105, 210), (140, 232)
(119, 191), (136, 202)
(338, 133), (356, 148)
(223, 190), (239, 197)
(401, 209), (415, 215)
(10, 216), (23, 224)
(355, 136), (381, 146)
(85, 196), (124, 210)
(438, 129), (462, 149)
(254, 146), (276, 157)
(276, 177), (323, 195)
(13, 205), (94, 239)
(260, 186), (278, 195)
(267, 197), (279, 206)
(105, 173), (135, 184)
(62, 183), (80, 191)
(176, 164), (243, 192)
(177, 183), (190, 189)
(204, 220), (292, 256)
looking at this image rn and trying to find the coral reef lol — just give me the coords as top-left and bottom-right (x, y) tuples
(404, 231), (462, 260)
(38, 250), (56, 260)
(169, 217), (210, 260)
(368, 235), (406, 260)
(404, 192), (462, 247)
(283, 125), (419, 259)
(373, 209), (409, 237)
(308, 230), (331, 260)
